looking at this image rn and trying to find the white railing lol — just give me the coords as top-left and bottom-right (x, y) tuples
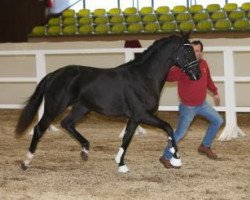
(0, 47), (249, 140)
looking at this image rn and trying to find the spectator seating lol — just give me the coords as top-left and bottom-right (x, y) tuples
(30, 2), (250, 37)
(108, 8), (122, 16)
(189, 5), (204, 14)
(155, 6), (170, 15)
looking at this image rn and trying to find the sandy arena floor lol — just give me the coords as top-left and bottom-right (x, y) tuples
(0, 109), (249, 200)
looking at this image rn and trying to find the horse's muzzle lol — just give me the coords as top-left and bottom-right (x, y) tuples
(182, 60), (201, 80)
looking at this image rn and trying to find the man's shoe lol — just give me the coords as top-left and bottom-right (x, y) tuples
(198, 145), (218, 159)
(159, 156), (180, 169)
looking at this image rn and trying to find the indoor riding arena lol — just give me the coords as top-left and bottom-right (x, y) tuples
(0, 1), (249, 200)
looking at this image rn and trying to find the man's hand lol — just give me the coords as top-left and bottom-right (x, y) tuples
(214, 94), (220, 106)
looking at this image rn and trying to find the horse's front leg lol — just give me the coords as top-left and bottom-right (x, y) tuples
(140, 113), (182, 168)
(115, 119), (138, 173)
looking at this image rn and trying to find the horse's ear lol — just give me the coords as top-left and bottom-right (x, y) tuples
(180, 31), (191, 40)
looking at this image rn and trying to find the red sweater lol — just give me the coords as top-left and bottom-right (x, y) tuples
(166, 59), (218, 106)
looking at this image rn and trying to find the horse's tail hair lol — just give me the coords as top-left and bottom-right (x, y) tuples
(15, 74), (50, 136)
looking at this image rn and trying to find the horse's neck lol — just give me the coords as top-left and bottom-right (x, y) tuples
(136, 53), (173, 95)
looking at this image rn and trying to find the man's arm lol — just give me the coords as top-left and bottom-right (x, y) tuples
(206, 65), (220, 106)
(166, 66), (182, 82)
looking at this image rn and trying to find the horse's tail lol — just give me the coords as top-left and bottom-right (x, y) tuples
(15, 74), (50, 136)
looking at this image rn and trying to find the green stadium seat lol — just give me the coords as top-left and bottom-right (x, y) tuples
(179, 21), (195, 32)
(78, 17), (93, 25)
(124, 7), (138, 15)
(140, 7), (154, 15)
(172, 5), (187, 15)
(206, 4), (221, 13)
(62, 25), (77, 35)
(125, 15), (141, 23)
(189, 5), (204, 14)
(196, 20), (213, 32)
(142, 14), (158, 23)
(127, 23), (143, 33)
(110, 15), (124, 24)
(161, 21), (177, 32)
(229, 10), (245, 21)
(108, 8), (122, 16)
(241, 2), (250, 12)
(31, 26), (46, 36)
(79, 25), (93, 35)
(233, 18), (250, 30)
(93, 9), (106, 17)
(223, 3), (238, 12)
(144, 22), (160, 33)
(77, 9), (91, 18)
(193, 12), (209, 23)
(94, 24), (109, 34)
(247, 11), (250, 19)
(62, 18), (76, 26)
(62, 9), (75, 18)
(47, 26), (61, 36)
(48, 17), (61, 26)
(155, 6), (170, 15)
(214, 19), (232, 31)
(175, 12), (192, 22)
(158, 13), (174, 23)
(211, 11), (227, 21)
(94, 16), (108, 24)
(110, 23), (126, 34)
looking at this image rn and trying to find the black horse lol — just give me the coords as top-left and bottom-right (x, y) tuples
(16, 34), (201, 173)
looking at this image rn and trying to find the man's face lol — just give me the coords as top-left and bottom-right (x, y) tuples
(192, 44), (203, 61)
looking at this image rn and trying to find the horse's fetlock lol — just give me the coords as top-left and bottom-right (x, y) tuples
(83, 141), (90, 150)
(60, 120), (67, 128)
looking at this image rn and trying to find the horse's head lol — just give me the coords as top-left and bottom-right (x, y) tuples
(171, 33), (201, 80)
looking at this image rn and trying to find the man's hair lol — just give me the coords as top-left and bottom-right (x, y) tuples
(191, 40), (203, 52)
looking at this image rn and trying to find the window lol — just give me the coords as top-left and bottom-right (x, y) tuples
(195, 0), (225, 8)
(73, 1), (248, 12)
(120, 0), (135, 10)
(228, 0), (249, 6)
(154, 0), (188, 9)
(85, 0), (118, 11)
(138, 0), (152, 9)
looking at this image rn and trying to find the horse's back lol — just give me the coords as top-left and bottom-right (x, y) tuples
(44, 64), (156, 117)
(76, 66), (132, 116)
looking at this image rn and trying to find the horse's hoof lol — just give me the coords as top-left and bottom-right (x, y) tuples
(118, 165), (129, 173)
(81, 151), (88, 161)
(20, 162), (28, 170)
(170, 157), (182, 167)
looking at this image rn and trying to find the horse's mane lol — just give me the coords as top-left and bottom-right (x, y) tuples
(120, 35), (181, 68)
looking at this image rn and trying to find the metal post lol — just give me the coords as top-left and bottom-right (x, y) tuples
(151, 0), (154, 8)
(124, 49), (135, 62)
(35, 52), (47, 120)
(32, 52), (59, 135)
(218, 49), (246, 140)
(118, 0), (120, 8)
(83, 0), (85, 9)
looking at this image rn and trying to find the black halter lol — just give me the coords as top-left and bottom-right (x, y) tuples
(179, 43), (199, 73)
(181, 60), (199, 73)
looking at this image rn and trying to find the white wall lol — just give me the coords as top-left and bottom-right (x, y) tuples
(0, 38), (249, 107)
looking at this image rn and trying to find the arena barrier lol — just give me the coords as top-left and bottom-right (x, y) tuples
(0, 47), (249, 140)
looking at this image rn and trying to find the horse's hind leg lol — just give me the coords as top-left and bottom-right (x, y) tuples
(61, 105), (90, 161)
(115, 119), (138, 173)
(21, 114), (52, 170)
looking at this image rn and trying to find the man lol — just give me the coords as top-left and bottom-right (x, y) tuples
(159, 40), (223, 169)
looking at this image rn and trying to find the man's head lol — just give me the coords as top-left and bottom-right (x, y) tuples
(191, 40), (203, 61)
